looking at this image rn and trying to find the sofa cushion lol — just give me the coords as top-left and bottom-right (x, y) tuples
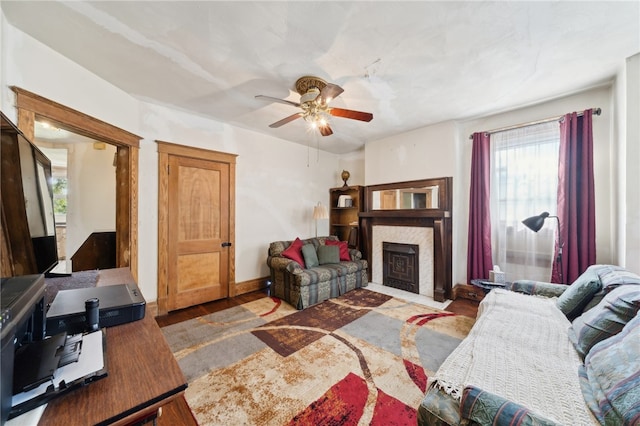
(301, 244), (319, 268)
(569, 285), (640, 358)
(581, 312), (640, 425)
(317, 245), (340, 265)
(281, 237), (305, 267)
(325, 239), (350, 261)
(556, 266), (602, 320)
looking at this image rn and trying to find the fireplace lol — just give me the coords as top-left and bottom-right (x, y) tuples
(372, 226), (434, 297)
(360, 177), (453, 302)
(383, 242), (419, 293)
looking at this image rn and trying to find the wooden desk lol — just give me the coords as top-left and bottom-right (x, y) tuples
(38, 269), (187, 425)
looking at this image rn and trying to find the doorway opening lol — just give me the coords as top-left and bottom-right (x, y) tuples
(35, 120), (117, 274)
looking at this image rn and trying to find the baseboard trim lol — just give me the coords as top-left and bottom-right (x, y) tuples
(234, 276), (270, 296)
(153, 277), (270, 317)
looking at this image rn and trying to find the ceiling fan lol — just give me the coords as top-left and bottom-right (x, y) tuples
(255, 76), (373, 136)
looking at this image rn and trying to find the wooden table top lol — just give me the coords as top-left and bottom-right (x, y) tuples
(38, 269), (187, 425)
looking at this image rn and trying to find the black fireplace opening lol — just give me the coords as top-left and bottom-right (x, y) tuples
(382, 241), (419, 294)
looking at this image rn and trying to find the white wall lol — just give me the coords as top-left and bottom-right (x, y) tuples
(365, 120), (458, 185)
(337, 149), (365, 187)
(66, 143), (117, 266)
(623, 53), (640, 273)
(365, 85), (619, 286)
(1, 16), (339, 302)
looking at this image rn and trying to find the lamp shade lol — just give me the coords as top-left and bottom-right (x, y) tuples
(522, 211), (550, 232)
(313, 203), (328, 220)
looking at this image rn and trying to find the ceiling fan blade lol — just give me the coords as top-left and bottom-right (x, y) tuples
(329, 108), (373, 122)
(269, 113), (303, 128)
(255, 95), (301, 108)
(319, 83), (344, 103)
(319, 125), (333, 137)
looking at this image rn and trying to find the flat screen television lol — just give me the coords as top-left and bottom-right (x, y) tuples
(1, 112), (58, 275)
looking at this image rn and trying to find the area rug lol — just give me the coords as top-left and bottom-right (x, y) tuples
(161, 288), (475, 425)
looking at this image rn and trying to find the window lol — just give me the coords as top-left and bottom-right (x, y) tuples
(489, 121), (560, 282)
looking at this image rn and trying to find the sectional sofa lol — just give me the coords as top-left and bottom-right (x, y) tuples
(419, 264), (640, 425)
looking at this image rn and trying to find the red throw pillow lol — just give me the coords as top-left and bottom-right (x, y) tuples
(281, 237), (306, 267)
(325, 240), (350, 261)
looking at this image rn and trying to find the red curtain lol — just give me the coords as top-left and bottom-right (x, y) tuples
(467, 132), (493, 283)
(556, 110), (596, 284)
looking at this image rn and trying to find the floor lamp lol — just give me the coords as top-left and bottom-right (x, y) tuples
(522, 211), (564, 283)
(313, 202), (328, 237)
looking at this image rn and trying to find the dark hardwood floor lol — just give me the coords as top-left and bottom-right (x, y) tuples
(156, 287), (479, 328)
(155, 288), (271, 328)
(445, 297), (480, 318)
(154, 288), (479, 425)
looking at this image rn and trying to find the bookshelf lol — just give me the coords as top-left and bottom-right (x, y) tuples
(329, 185), (363, 250)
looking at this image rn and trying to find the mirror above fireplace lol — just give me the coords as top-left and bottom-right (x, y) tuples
(364, 177), (450, 215)
(371, 185), (439, 210)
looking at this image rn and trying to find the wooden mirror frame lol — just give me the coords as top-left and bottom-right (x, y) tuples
(11, 87), (142, 281)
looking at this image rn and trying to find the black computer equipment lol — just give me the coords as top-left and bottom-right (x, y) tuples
(0, 274), (46, 425)
(46, 284), (145, 336)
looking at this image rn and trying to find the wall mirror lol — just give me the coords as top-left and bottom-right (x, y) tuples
(366, 177), (450, 213)
(371, 185), (439, 210)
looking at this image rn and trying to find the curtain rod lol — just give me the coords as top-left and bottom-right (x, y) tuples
(468, 107), (602, 140)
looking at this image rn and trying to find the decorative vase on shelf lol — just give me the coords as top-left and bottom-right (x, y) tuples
(341, 170), (350, 187)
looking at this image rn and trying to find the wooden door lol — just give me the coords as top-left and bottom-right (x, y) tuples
(167, 155), (229, 311)
(381, 190), (397, 209)
(157, 141), (237, 315)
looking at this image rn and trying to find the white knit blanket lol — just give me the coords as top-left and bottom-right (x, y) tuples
(430, 289), (597, 425)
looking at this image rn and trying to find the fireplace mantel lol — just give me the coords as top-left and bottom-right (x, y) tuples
(360, 177), (452, 302)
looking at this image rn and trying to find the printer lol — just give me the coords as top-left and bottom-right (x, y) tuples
(1, 275), (146, 423)
(1, 275), (47, 425)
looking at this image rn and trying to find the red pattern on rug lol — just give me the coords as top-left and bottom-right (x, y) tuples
(370, 386), (418, 425)
(289, 372), (417, 425)
(289, 372), (367, 425)
(407, 311), (456, 326)
(260, 297), (282, 316)
(403, 359), (428, 393)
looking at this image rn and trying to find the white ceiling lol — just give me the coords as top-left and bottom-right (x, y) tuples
(2, 1), (639, 154)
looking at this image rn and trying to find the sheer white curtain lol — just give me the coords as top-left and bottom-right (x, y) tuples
(490, 121), (560, 282)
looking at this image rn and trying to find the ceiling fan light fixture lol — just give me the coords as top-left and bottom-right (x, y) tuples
(300, 88), (321, 104)
(256, 75), (372, 137)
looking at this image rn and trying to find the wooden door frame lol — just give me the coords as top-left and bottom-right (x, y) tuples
(156, 141), (237, 315)
(11, 87), (142, 281)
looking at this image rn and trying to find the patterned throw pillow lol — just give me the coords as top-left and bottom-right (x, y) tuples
(301, 244), (319, 268)
(325, 239), (350, 261)
(281, 237), (305, 268)
(583, 265), (640, 312)
(556, 266), (602, 320)
(317, 245), (340, 265)
(581, 313), (640, 425)
(460, 386), (557, 426)
(569, 285), (640, 358)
